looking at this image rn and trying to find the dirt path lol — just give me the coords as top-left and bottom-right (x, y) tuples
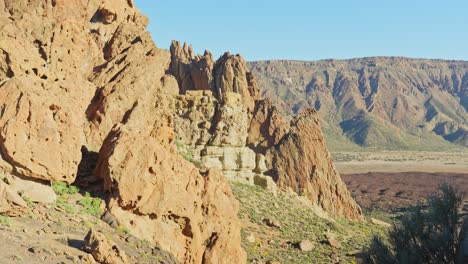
(0, 192), (176, 264)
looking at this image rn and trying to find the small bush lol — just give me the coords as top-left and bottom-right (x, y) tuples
(363, 184), (465, 264)
(78, 192), (103, 217)
(117, 225), (131, 234)
(0, 215), (11, 226)
(55, 197), (76, 214)
(52, 182), (79, 196)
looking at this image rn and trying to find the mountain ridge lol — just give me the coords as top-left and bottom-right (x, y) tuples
(248, 57), (468, 150)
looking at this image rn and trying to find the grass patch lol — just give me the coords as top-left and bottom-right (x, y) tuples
(0, 215), (12, 227)
(231, 182), (390, 264)
(55, 196), (76, 214)
(52, 182), (79, 196)
(78, 192), (103, 217)
(117, 225), (131, 235)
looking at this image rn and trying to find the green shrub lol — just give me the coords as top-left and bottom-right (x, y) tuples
(78, 192), (103, 217)
(55, 197), (76, 214)
(363, 184), (465, 264)
(52, 182), (79, 196)
(0, 215), (11, 227)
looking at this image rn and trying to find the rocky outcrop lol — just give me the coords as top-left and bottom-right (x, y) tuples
(170, 41), (260, 112)
(171, 45), (361, 219)
(0, 77), (93, 183)
(170, 41), (214, 93)
(213, 53), (260, 112)
(94, 93), (245, 263)
(0, 0), (246, 263)
(266, 109), (363, 219)
(0, 181), (27, 216)
(84, 229), (129, 264)
(247, 99), (289, 154)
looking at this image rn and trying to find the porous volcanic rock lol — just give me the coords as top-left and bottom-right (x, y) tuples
(266, 108), (363, 219)
(84, 229), (129, 264)
(0, 181), (27, 216)
(247, 98), (289, 154)
(0, 77), (94, 183)
(0, 0), (246, 263)
(213, 53), (260, 112)
(170, 41), (214, 93)
(95, 96), (246, 263)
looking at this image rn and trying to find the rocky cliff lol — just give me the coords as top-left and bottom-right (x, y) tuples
(249, 58), (468, 150)
(0, 1), (245, 263)
(170, 42), (362, 220)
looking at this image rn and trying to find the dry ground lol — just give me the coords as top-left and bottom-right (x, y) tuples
(333, 151), (468, 174)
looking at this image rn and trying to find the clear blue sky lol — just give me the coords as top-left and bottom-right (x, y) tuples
(134, 0), (468, 61)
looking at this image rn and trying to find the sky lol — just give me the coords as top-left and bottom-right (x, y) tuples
(134, 0), (468, 62)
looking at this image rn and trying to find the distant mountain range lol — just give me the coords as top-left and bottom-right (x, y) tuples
(248, 57), (468, 151)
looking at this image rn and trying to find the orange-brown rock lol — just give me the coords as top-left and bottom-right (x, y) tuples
(170, 41), (214, 93)
(95, 97), (246, 264)
(84, 229), (129, 264)
(0, 0), (246, 262)
(266, 109), (363, 219)
(0, 0), (149, 181)
(0, 77), (94, 183)
(247, 99), (289, 154)
(213, 53), (260, 112)
(0, 181), (27, 217)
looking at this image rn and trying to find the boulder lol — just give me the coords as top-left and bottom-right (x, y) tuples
(298, 240), (314, 252)
(326, 233), (341, 249)
(84, 229), (129, 264)
(4, 175), (56, 204)
(0, 181), (27, 216)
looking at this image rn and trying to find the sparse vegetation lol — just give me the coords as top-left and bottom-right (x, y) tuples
(52, 182), (79, 196)
(117, 225), (131, 235)
(21, 195), (35, 207)
(363, 184), (465, 264)
(231, 182), (389, 264)
(78, 192), (103, 217)
(0, 215), (12, 227)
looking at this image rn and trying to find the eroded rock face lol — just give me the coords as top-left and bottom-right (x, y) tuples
(266, 109), (363, 219)
(0, 181), (27, 216)
(0, 0), (153, 181)
(0, 77), (93, 183)
(84, 229), (129, 264)
(170, 41), (259, 112)
(170, 41), (214, 93)
(247, 99), (289, 154)
(95, 99), (246, 264)
(0, 0), (246, 262)
(213, 53), (259, 112)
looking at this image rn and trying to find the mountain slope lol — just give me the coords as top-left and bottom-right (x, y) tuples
(248, 58), (468, 150)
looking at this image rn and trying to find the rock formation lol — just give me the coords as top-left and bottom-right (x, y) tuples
(170, 42), (362, 219)
(84, 229), (129, 264)
(266, 109), (363, 219)
(0, 1), (245, 263)
(249, 58), (468, 150)
(0, 181), (27, 216)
